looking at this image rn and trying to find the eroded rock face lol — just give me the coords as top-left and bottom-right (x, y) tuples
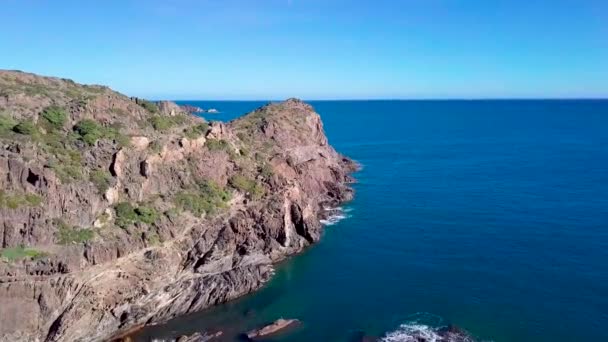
(0, 71), (356, 342)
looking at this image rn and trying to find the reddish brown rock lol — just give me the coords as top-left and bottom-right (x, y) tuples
(0, 70), (355, 342)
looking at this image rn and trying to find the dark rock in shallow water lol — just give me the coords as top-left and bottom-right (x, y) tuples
(435, 325), (474, 342)
(348, 330), (379, 342)
(181, 104), (205, 113)
(244, 318), (300, 340)
(175, 330), (223, 342)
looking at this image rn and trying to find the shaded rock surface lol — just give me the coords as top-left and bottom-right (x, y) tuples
(0, 71), (356, 341)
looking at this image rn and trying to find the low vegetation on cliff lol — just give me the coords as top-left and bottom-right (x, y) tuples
(0, 70), (355, 342)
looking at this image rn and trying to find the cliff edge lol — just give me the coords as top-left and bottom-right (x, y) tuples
(0, 70), (356, 341)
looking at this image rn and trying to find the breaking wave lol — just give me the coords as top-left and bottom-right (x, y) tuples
(320, 206), (352, 226)
(380, 313), (479, 342)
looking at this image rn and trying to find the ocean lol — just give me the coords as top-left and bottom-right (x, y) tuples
(136, 100), (608, 341)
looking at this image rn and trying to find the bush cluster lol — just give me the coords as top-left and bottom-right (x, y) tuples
(40, 106), (68, 130)
(0, 191), (42, 209)
(174, 180), (231, 217)
(229, 175), (265, 199)
(73, 119), (129, 146)
(54, 219), (94, 245)
(114, 202), (159, 228)
(0, 246), (46, 261)
(184, 123), (209, 139)
(89, 169), (113, 194)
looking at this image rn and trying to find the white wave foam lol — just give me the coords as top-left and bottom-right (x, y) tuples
(381, 324), (442, 342)
(380, 323), (478, 342)
(320, 206), (351, 226)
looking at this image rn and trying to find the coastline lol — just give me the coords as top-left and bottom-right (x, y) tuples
(0, 71), (357, 342)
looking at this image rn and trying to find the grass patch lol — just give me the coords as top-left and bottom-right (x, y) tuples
(110, 107), (128, 116)
(55, 219), (94, 245)
(0, 191), (42, 209)
(145, 231), (161, 246)
(229, 175), (265, 199)
(114, 202), (159, 228)
(184, 122), (209, 139)
(89, 169), (113, 194)
(74, 119), (103, 145)
(149, 114), (190, 132)
(206, 139), (230, 151)
(136, 99), (159, 113)
(149, 140), (163, 153)
(73, 119), (129, 146)
(0, 113), (17, 134)
(0, 246), (46, 261)
(150, 116), (173, 131)
(135, 206), (159, 225)
(174, 180), (231, 217)
(13, 120), (37, 135)
(48, 159), (83, 183)
(259, 163), (274, 179)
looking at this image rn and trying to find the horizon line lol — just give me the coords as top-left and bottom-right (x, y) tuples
(170, 97), (608, 102)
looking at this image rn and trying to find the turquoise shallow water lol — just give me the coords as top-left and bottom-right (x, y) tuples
(139, 100), (608, 341)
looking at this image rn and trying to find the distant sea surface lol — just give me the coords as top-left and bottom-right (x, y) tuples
(139, 100), (608, 341)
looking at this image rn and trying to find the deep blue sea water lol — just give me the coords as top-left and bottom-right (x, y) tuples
(140, 100), (608, 341)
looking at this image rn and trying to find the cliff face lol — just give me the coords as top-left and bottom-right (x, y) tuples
(0, 71), (356, 341)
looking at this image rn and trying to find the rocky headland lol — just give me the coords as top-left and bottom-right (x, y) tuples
(0, 70), (356, 341)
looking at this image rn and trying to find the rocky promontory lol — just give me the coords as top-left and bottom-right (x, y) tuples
(0, 70), (356, 341)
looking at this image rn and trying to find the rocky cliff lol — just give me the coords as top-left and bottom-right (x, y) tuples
(0, 70), (356, 341)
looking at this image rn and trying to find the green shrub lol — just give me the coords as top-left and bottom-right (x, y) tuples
(25, 193), (42, 206)
(48, 160), (82, 183)
(74, 119), (103, 145)
(150, 116), (174, 131)
(149, 140), (163, 153)
(135, 206), (158, 224)
(41, 106), (68, 130)
(114, 202), (138, 228)
(138, 99), (159, 113)
(174, 180), (231, 217)
(73, 120), (129, 146)
(184, 123), (209, 139)
(0, 113), (17, 133)
(0, 191), (42, 209)
(56, 220), (94, 245)
(115, 202), (159, 228)
(0, 246), (46, 261)
(229, 175), (265, 199)
(90, 169), (112, 194)
(145, 231), (161, 245)
(259, 163), (274, 179)
(206, 139), (230, 151)
(13, 120), (37, 135)
(105, 126), (130, 147)
(37, 130), (64, 150)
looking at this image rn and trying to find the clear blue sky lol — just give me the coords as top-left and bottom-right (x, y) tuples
(1, 0), (607, 99)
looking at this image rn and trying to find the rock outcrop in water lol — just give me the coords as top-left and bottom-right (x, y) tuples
(245, 318), (300, 340)
(0, 70), (356, 341)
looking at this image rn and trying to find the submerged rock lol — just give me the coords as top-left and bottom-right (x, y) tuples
(245, 318), (300, 340)
(176, 330), (223, 342)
